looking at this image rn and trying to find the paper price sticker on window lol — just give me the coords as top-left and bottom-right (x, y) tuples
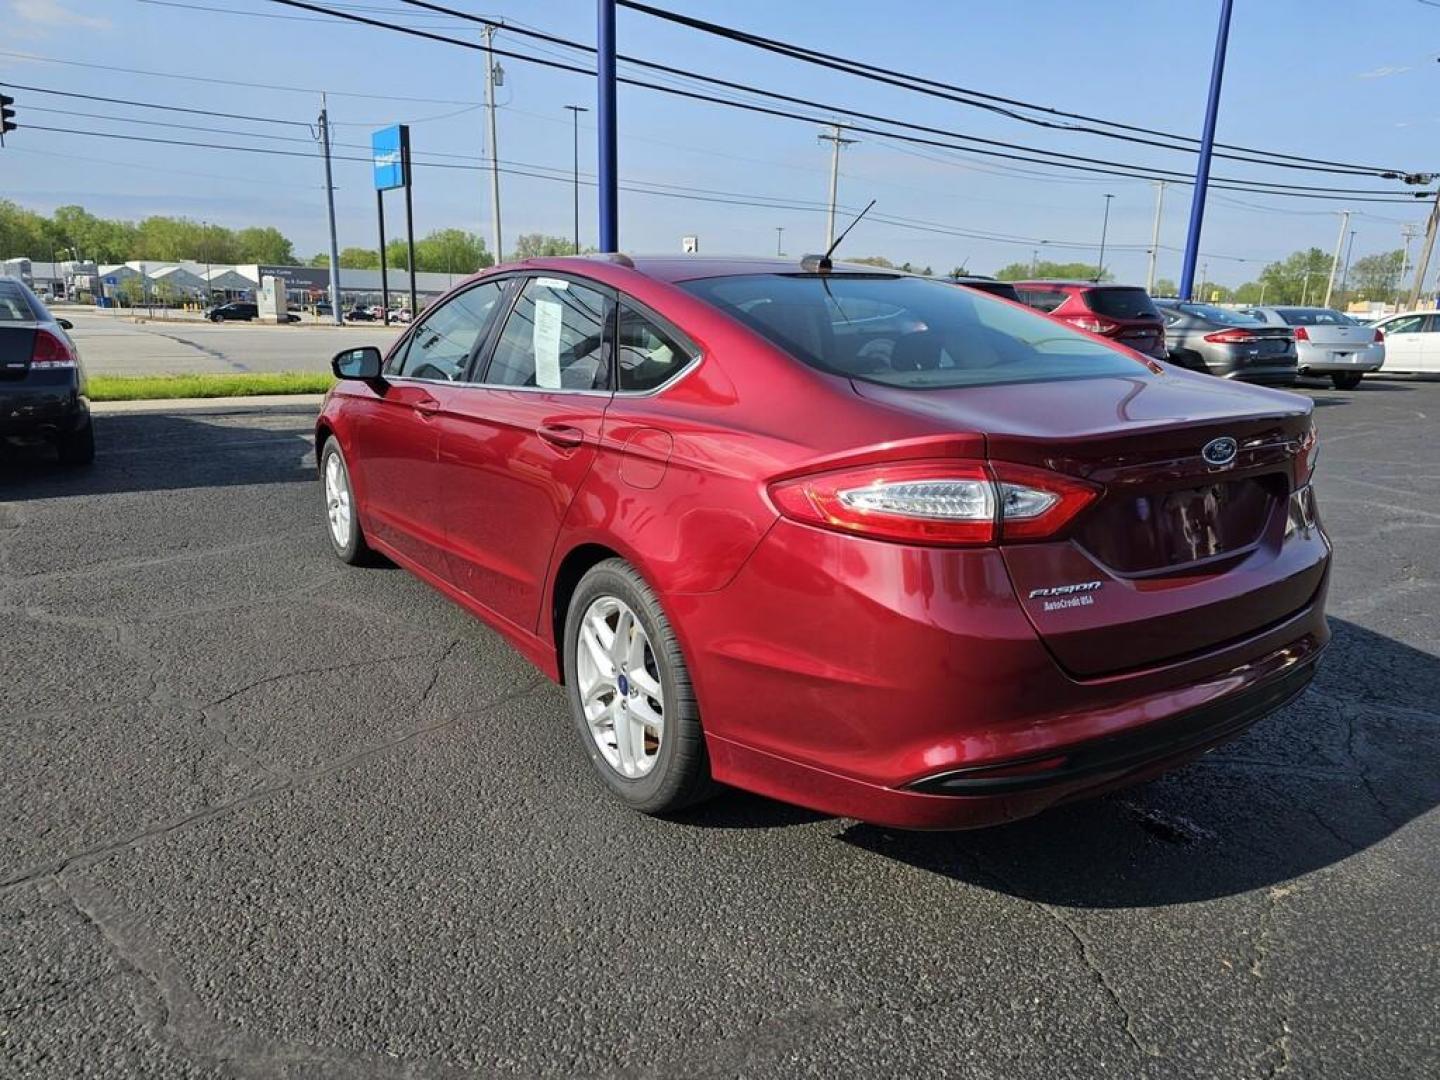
(535, 277), (570, 292)
(532, 297), (564, 389)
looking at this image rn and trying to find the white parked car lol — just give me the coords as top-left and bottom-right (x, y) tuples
(1367, 311), (1440, 374)
(1242, 306), (1384, 389)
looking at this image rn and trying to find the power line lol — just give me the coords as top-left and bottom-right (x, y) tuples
(265, 0), (1431, 202)
(616, 0), (1422, 179)
(0, 81), (310, 126)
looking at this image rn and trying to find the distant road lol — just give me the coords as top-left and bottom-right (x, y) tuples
(59, 308), (405, 377)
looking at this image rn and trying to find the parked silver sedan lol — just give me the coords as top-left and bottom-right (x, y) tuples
(1242, 306), (1384, 389)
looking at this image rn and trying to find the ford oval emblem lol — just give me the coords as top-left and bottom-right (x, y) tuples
(1202, 436), (1238, 467)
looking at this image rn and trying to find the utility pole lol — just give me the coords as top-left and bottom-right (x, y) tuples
(775, 226), (784, 256)
(1199, 261), (1209, 300)
(1338, 229), (1357, 308)
(1146, 181), (1166, 293)
(1097, 193), (1115, 280)
(819, 124), (857, 249)
(1407, 189), (1440, 310)
(1179, 0), (1234, 299)
(317, 95), (342, 326)
(564, 104), (587, 254)
(1398, 224), (1418, 310)
(483, 25), (504, 264)
(1323, 209), (1351, 310)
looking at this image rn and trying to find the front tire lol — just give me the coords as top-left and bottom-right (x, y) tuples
(319, 436), (376, 565)
(563, 559), (714, 815)
(1332, 372), (1363, 390)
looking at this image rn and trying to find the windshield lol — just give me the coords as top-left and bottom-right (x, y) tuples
(1085, 287), (1160, 320)
(0, 281), (38, 322)
(1274, 308), (1354, 327)
(680, 273), (1151, 389)
(1178, 303), (1264, 326)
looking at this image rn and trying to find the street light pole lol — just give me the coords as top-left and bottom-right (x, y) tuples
(1179, 0), (1235, 300)
(202, 220), (211, 307)
(1097, 194), (1115, 280)
(776, 226), (784, 256)
(483, 24), (504, 264)
(1339, 229), (1357, 308)
(1323, 209), (1351, 309)
(1146, 181), (1166, 293)
(819, 123), (857, 248)
(564, 104), (587, 254)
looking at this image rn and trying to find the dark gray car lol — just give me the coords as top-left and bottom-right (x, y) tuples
(1153, 300), (1297, 384)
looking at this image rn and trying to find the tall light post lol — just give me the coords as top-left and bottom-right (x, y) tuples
(564, 104), (588, 254)
(1097, 194), (1115, 281)
(1339, 229), (1358, 307)
(776, 226), (785, 256)
(202, 220), (212, 307)
(1179, 0), (1235, 299)
(1031, 239), (1048, 275)
(483, 24), (505, 263)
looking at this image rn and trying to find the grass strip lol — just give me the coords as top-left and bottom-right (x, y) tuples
(88, 371), (335, 401)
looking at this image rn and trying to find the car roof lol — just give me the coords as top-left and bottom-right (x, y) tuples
(506, 254), (921, 285)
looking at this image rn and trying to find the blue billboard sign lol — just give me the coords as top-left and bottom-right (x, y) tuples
(372, 125), (409, 191)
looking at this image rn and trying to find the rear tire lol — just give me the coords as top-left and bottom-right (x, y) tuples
(319, 436), (377, 565)
(1331, 372), (1363, 390)
(563, 559), (716, 815)
(55, 420), (95, 466)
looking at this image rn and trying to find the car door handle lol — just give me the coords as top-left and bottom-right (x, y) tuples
(412, 395), (441, 418)
(538, 423), (585, 449)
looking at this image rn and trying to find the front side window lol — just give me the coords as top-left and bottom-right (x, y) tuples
(1384, 314), (1425, 335)
(681, 273), (1149, 390)
(389, 280), (505, 380)
(616, 303), (693, 392)
(485, 277), (610, 391)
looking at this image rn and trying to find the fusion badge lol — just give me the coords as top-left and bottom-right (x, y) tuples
(1028, 580), (1103, 611)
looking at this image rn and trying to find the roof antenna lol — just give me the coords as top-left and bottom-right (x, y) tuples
(802, 199), (876, 273)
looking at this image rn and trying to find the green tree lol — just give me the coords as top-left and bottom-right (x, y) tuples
(1347, 249), (1404, 302)
(339, 247), (381, 269)
(234, 226), (295, 264)
(1254, 248), (1334, 306)
(0, 199), (51, 259)
(511, 233), (572, 260)
(994, 260), (1109, 282)
(1153, 277), (1178, 297)
(848, 255), (895, 268)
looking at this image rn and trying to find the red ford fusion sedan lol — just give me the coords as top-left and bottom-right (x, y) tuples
(316, 255), (1329, 829)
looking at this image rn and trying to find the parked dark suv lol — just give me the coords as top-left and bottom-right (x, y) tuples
(950, 275), (1021, 302)
(1012, 280), (1167, 360)
(207, 301), (257, 322)
(1153, 300), (1298, 385)
(0, 275), (93, 465)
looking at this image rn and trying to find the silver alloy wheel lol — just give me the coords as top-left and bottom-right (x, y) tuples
(324, 452), (352, 549)
(576, 595), (666, 779)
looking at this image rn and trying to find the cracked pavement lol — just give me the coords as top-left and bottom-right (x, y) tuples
(2, 381), (1438, 1078)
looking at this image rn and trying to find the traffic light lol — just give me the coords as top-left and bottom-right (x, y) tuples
(0, 93), (15, 146)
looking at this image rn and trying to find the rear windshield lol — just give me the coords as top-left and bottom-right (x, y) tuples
(0, 281), (37, 322)
(1274, 308), (1353, 326)
(1085, 287), (1159, 320)
(1176, 303), (1264, 326)
(679, 273), (1150, 390)
(1015, 287), (1068, 312)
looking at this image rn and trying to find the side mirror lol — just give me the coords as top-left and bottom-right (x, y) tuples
(56, 318), (74, 330)
(332, 346), (384, 380)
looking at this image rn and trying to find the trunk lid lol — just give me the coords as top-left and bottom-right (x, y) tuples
(1295, 323), (1375, 347)
(0, 324), (37, 380)
(852, 371), (1326, 677)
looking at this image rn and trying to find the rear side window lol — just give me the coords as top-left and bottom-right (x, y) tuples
(680, 273), (1148, 390)
(1085, 288), (1159, 320)
(616, 303), (692, 392)
(484, 277), (611, 391)
(0, 282), (37, 321)
(390, 281), (505, 380)
(957, 280), (1021, 301)
(1383, 314), (1426, 334)
(1016, 287), (1068, 312)
(1177, 303), (1263, 326)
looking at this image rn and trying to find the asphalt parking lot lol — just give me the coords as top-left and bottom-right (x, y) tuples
(2, 380), (1437, 1078)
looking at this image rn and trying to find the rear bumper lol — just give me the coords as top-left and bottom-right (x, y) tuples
(0, 377), (88, 437)
(1298, 342), (1384, 374)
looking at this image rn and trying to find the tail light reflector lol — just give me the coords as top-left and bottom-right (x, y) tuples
(31, 328), (76, 368)
(1061, 314), (1118, 335)
(1293, 326), (1310, 341)
(768, 460), (1100, 547)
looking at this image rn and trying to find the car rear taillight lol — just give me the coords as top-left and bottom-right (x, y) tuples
(31, 328), (76, 368)
(768, 460), (1100, 547)
(1293, 326), (1310, 342)
(1061, 314), (1119, 335)
(1202, 328), (1261, 344)
(1373, 328), (1385, 342)
(1296, 425), (1320, 487)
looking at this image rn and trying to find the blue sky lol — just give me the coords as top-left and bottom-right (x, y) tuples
(3, 0), (1440, 284)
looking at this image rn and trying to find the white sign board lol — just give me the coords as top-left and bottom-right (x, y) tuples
(682, 236), (699, 254)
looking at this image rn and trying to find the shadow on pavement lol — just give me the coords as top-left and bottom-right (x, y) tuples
(0, 407), (318, 499)
(836, 618), (1438, 907)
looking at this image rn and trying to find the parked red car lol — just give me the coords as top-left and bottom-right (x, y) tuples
(1013, 280), (1168, 361)
(317, 255), (1329, 830)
